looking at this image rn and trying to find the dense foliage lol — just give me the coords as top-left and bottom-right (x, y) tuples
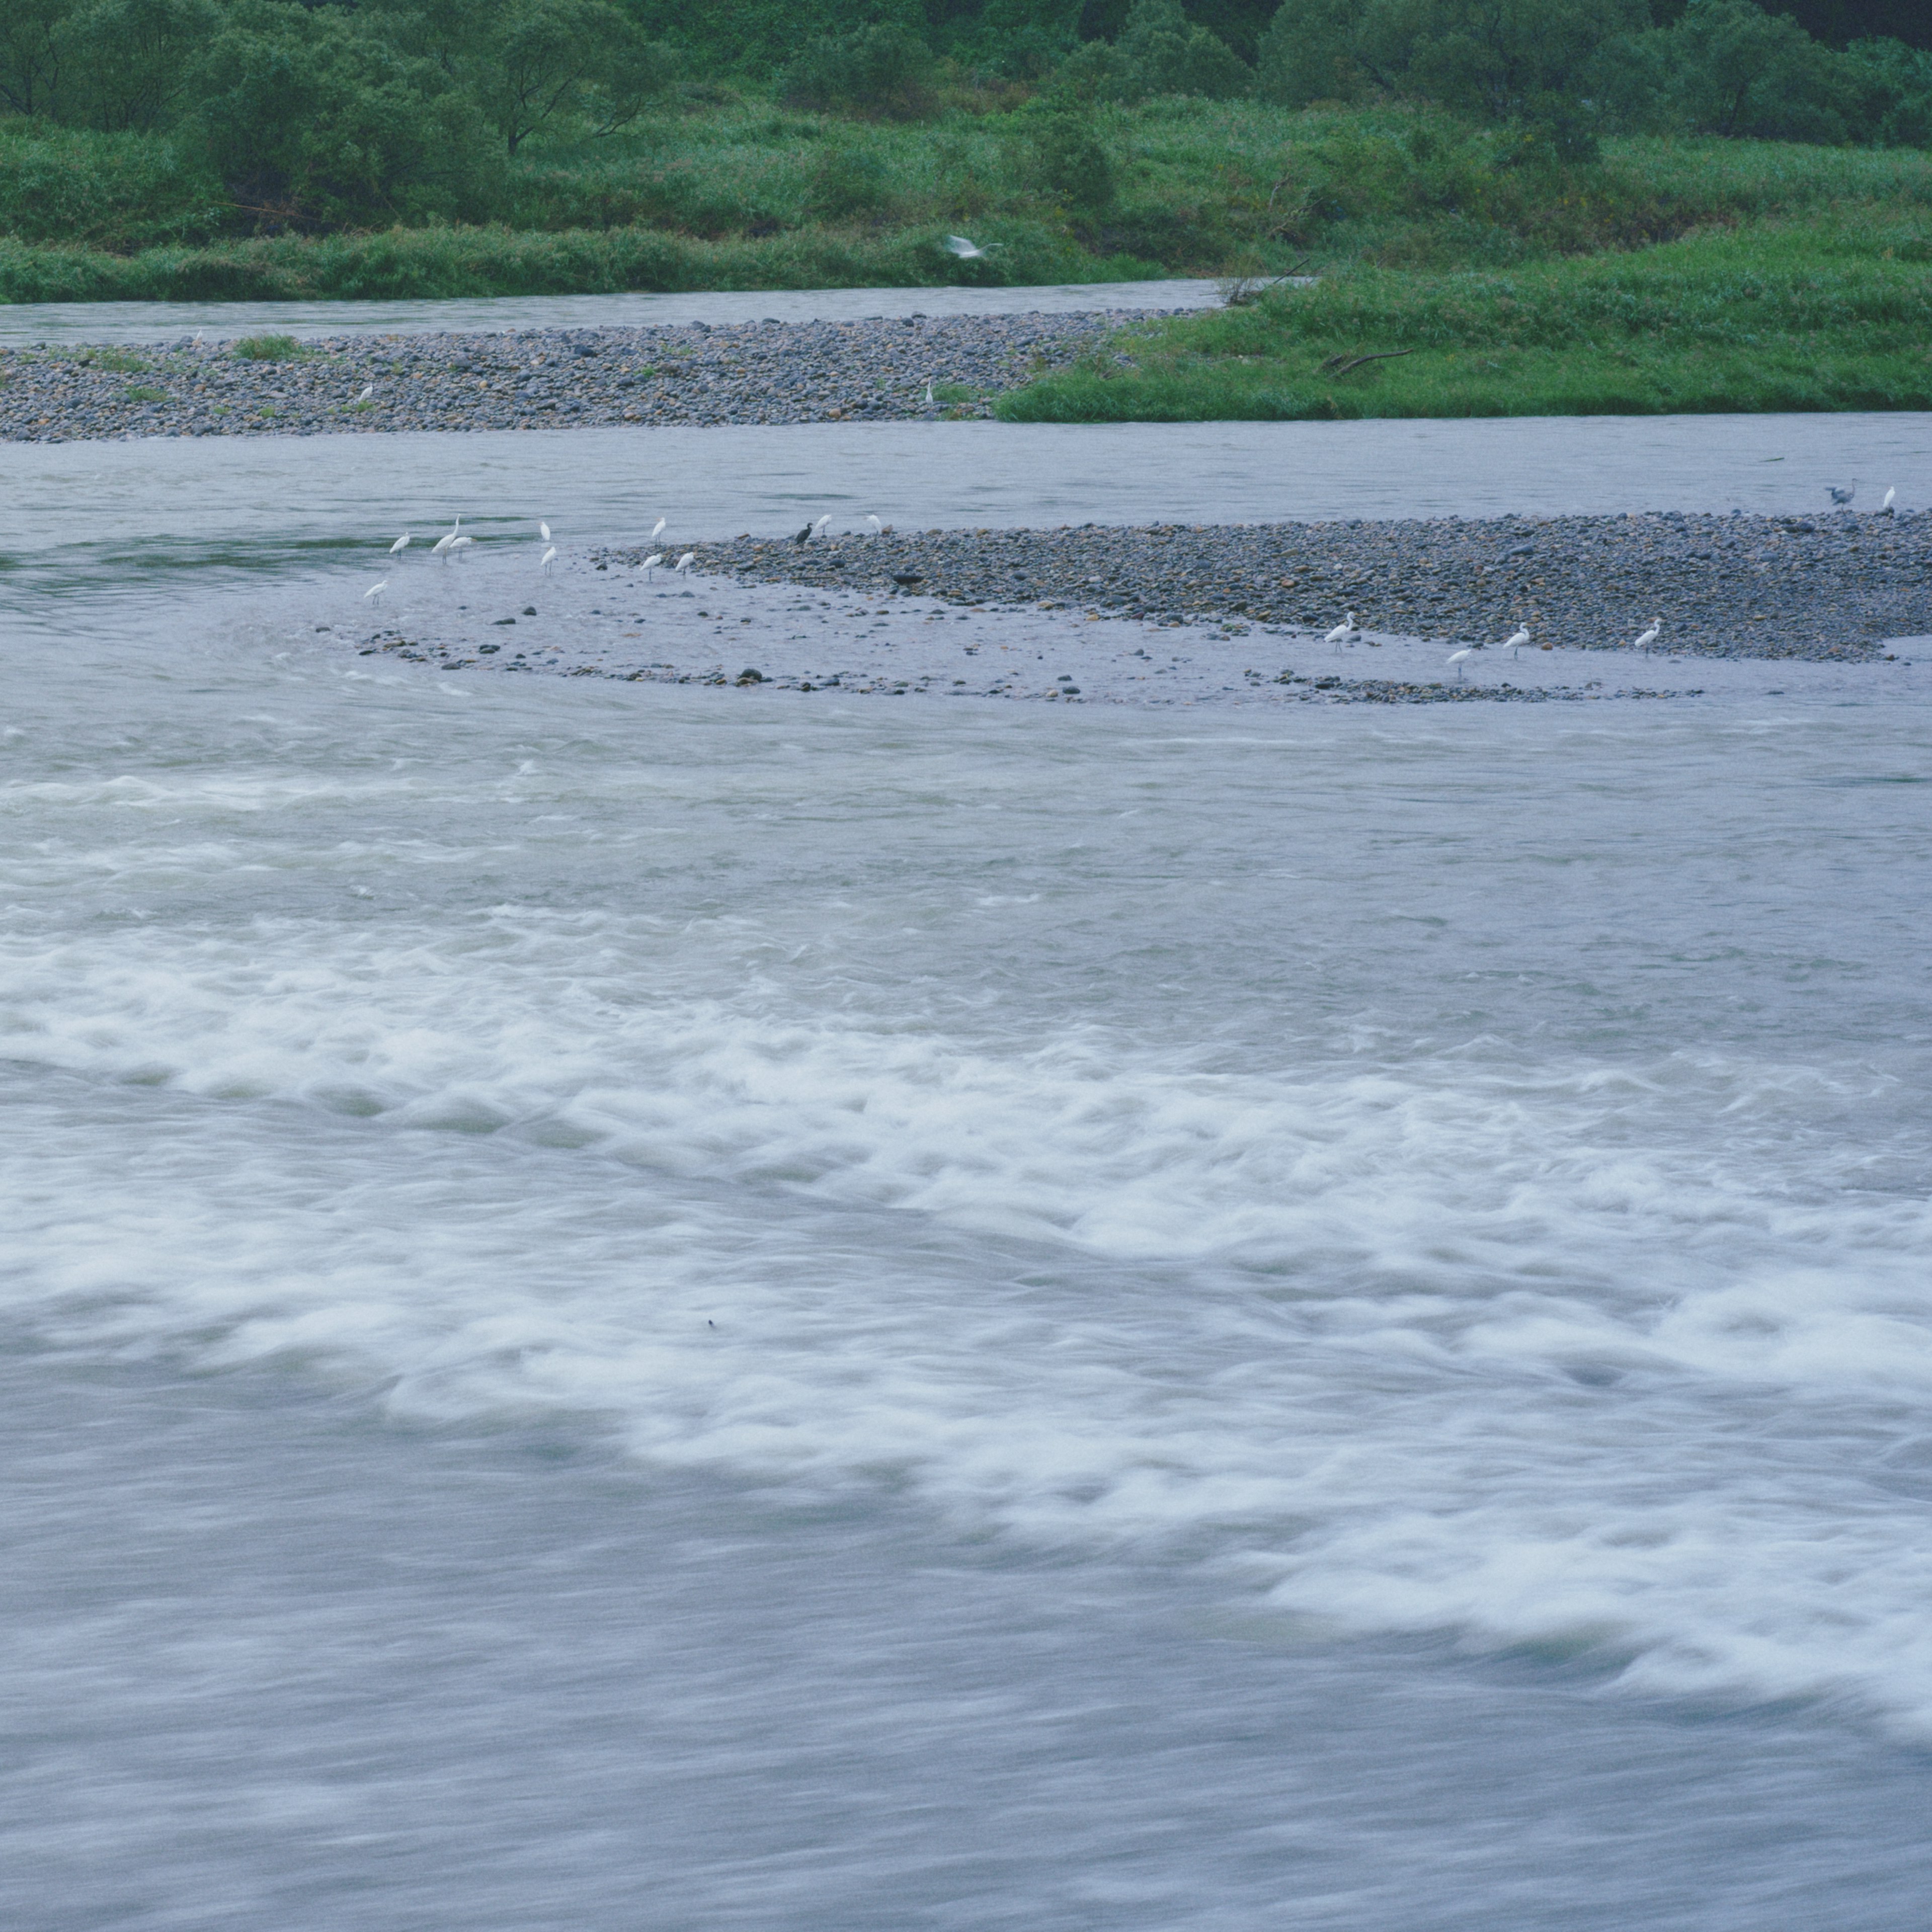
(0, 0), (1926, 285)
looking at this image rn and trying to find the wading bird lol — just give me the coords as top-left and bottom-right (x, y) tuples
(814, 514), (831, 539)
(674, 552), (695, 573)
(388, 533), (410, 555)
(1501, 625), (1531, 658)
(640, 552), (664, 578)
(1828, 481), (1858, 507)
(448, 534), (473, 561)
(649, 518), (667, 543)
(1324, 612), (1355, 650)
(866, 515), (883, 536)
(540, 546), (557, 571)
(1446, 647), (1478, 679)
(944, 235), (1002, 260)
(1882, 487), (1897, 513)
(924, 382), (936, 405)
(364, 579), (387, 602)
(1632, 616), (1662, 653)
(355, 385), (374, 403)
(539, 522), (551, 542)
(431, 517), (461, 559)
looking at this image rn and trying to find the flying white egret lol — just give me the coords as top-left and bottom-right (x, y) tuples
(1827, 481), (1857, 507)
(389, 533), (411, 554)
(540, 521), (551, 541)
(540, 545), (557, 571)
(650, 517), (667, 542)
(1632, 616), (1662, 653)
(944, 234), (1003, 260)
(866, 515), (883, 536)
(1501, 626), (1531, 657)
(640, 552), (664, 578)
(355, 384), (374, 403)
(1882, 487), (1897, 513)
(364, 579), (387, 602)
(1324, 612), (1355, 650)
(674, 552), (695, 573)
(1446, 647), (1477, 679)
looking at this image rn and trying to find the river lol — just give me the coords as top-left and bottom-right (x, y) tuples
(3, 372), (1931, 1928)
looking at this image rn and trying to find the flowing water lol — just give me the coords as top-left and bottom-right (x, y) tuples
(4, 410), (1932, 1929)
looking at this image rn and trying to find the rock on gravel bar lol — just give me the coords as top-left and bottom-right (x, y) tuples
(0, 312), (1145, 443)
(662, 509), (1932, 660)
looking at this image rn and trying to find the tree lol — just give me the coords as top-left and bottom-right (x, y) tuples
(0, 0), (75, 119)
(62, 0), (219, 132)
(479, 0), (638, 154)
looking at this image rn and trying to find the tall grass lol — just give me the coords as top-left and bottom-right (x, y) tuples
(1000, 221), (1932, 421)
(4, 98), (1931, 304)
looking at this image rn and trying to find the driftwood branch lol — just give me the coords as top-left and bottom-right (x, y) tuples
(1319, 349), (1414, 377)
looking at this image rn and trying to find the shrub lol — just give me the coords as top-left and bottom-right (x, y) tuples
(778, 24), (938, 121)
(0, 122), (226, 250)
(807, 144), (897, 220)
(1028, 111), (1116, 216)
(232, 333), (303, 358)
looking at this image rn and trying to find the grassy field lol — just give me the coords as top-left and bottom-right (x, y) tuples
(1000, 215), (1932, 422)
(6, 100), (1932, 304)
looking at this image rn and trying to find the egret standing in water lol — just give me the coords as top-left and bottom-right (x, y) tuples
(540, 545), (557, 571)
(539, 522), (551, 542)
(1501, 626), (1531, 658)
(364, 579), (387, 602)
(1827, 481), (1857, 507)
(1632, 616), (1662, 654)
(448, 534), (473, 561)
(388, 533), (411, 555)
(649, 518), (667, 544)
(639, 552), (664, 579)
(674, 552), (695, 574)
(431, 518), (461, 560)
(1445, 647), (1478, 679)
(1324, 612), (1355, 651)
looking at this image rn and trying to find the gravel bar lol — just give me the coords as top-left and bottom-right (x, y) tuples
(659, 509), (1932, 660)
(0, 312), (1140, 442)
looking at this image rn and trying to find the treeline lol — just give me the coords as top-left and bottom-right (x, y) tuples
(0, 0), (1928, 250)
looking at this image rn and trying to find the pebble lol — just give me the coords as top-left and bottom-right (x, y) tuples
(0, 313), (1141, 442)
(671, 511), (1932, 660)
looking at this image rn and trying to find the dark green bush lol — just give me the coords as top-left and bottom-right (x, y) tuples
(1027, 111), (1116, 215)
(807, 144), (896, 220)
(778, 24), (939, 121)
(0, 121), (226, 248)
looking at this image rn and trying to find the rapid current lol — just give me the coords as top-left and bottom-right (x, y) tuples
(3, 289), (1931, 1927)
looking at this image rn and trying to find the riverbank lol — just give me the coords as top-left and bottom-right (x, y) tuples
(0, 311), (1138, 442)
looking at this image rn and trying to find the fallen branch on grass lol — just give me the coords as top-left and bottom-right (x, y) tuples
(1319, 350), (1414, 377)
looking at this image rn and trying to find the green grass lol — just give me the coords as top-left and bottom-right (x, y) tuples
(6, 99), (1932, 305)
(231, 335), (307, 359)
(1000, 220), (1932, 422)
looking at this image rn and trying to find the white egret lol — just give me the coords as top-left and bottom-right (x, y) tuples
(431, 517), (461, 559)
(355, 384), (374, 403)
(540, 545), (557, 571)
(924, 381), (936, 404)
(1324, 612), (1355, 650)
(1446, 647), (1477, 679)
(363, 579), (387, 602)
(640, 552), (664, 578)
(1501, 626), (1531, 657)
(813, 514), (831, 538)
(540, 521), (551, 541)
(866, 515), (883, 536)
(448, 534), (474, 561)
(1882, 487), (1897, 513)
(1632, 616), (1662, 653)
(388, 533), (411, 554)
(944, 234), (1003, 260)
(1827, 481), (1857, 507)
(674, 552), (695, 573)
(650, 517), (667, 542)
